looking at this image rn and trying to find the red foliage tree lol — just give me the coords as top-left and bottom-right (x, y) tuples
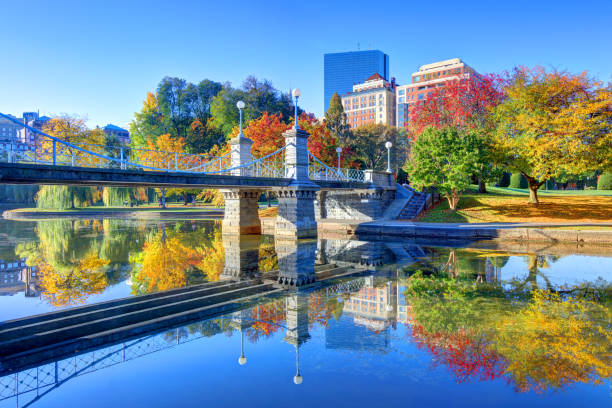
(411, 323), (507, 383)
(409, 74), (504, 137)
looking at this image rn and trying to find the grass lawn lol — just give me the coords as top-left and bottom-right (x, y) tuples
(417, 186), (612, 224)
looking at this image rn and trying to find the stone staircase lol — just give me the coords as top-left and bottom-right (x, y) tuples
(383, 184), (429, 220)
(398, 190), (428, 220)
(382, 183), (413, 219)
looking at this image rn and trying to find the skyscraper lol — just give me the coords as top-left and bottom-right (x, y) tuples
(323, 50), (389, 113)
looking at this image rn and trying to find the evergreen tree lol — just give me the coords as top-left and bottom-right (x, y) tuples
(325, 92), (350, 143)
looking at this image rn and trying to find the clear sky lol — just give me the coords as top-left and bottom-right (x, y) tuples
(1, 0), (610, 128)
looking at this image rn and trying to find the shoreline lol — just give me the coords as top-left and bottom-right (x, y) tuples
(3, 208), (224, 220)
(313, 219), (612, 245)
(5, 210), (611, 245)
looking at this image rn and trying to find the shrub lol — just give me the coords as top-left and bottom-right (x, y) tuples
(509, 173), (528, 189)
(597, 173), (612, 190)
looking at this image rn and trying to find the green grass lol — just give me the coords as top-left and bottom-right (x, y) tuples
(489, 186), (612, 196)
(417, 186), (612, 224)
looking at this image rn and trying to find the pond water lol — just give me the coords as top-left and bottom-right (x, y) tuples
(0, 218), (610, 407)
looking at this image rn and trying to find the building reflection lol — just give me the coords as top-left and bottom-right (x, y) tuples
(0, 258), (40, 297)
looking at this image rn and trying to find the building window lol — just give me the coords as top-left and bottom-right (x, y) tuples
(398, 89), (405, 96)
(418, 94), (424, 100)
(414, 76), (419, 82)
(399, 97), (405, 103)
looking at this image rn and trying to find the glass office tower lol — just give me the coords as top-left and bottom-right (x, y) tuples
(323, 50), (389, 113)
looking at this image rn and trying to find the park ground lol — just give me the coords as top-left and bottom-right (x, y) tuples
(418, 186), (612, 224)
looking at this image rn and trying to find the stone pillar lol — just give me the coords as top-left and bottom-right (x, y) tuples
(221, 189), (262, 235)
(276, 237), (316, 287)
(275, 127), (320, 238)
(221, 234), (260, 280)
(229, 135), (253, 176)
(363, 169), (393, 187)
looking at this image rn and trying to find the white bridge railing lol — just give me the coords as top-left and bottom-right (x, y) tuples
(0, 112), (364, 183)
(308, 152), (365, 182)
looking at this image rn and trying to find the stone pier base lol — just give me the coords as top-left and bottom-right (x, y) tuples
(275, 186), (319, 238)
(221, 189), (262, 235)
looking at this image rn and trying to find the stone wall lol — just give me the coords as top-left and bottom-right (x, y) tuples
(315, 188), (395, 221)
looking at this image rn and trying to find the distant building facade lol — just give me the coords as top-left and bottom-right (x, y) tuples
(396, 58), (477, 128)
(103, 124), (130, 144)
(341, 73), (397, 128)
(19, 112), (51, 144)
(0, 114), (22, 143)
(324, 50), (389, 112)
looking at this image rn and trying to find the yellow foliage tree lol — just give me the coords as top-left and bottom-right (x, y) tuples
(493, 67), (612, 204)
(39, 252), (110, 307)
(493, 290), (612, 392)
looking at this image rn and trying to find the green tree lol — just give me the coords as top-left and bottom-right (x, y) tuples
(348, 124), (401, 170)
(157, 77), (194, 139)
(324, 92), (350, 143)
(129, 92), (167, 148)
(493, 67), (612, 204)
(405, 127), (490, 210)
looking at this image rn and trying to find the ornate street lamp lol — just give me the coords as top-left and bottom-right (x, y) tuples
(385, 141), (393, 173)
(336, 146), (342, 171)
(236, 100), (245, 138)
(292, 88), (301, 130)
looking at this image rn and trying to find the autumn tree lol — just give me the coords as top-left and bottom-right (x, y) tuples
(325, 92), (350, 143)
(404, 127), (491, 210)
(410, 75), (504, 192)
(493, 67), (612, 204)
(493, 290), (611, 392)
(36, 116), (106, 209)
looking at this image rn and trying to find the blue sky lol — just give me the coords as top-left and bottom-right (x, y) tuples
(1, 0), (610, 128)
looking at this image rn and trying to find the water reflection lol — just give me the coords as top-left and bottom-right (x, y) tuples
(0, 218), (609, 407)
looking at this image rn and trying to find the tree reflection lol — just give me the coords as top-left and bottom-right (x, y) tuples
(404, 247), (612, 392)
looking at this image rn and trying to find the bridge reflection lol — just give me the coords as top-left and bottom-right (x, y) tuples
(0, 271), (394, 406)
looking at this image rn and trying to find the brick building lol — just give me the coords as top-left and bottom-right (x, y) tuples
(395, 58), (478, 128)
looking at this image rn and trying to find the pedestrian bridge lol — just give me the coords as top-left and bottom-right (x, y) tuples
(0, 112), (405, 239)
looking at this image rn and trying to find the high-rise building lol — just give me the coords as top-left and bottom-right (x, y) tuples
(341, 73), (397, 128)
(396, 58), (478, 128)
(323, 50), (389, 113)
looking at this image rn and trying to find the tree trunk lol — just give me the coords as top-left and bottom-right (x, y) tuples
(478, 178), (487, 193)
(524, 174), (543, 205)
(182, 191), (188, 206)
(161, 188), (166, 209)
(446, 189), (459, 211)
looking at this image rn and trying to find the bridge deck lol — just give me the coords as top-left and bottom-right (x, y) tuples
(0, 163), (372, 189)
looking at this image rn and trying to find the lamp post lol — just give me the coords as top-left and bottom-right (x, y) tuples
(292, 88), (301, 130)
(236, 100), (245, 138)
(336, 146), (342, 171)
(385, 141), (393, 173)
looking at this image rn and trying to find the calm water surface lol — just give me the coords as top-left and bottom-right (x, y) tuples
(0, 218), (609, 407)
